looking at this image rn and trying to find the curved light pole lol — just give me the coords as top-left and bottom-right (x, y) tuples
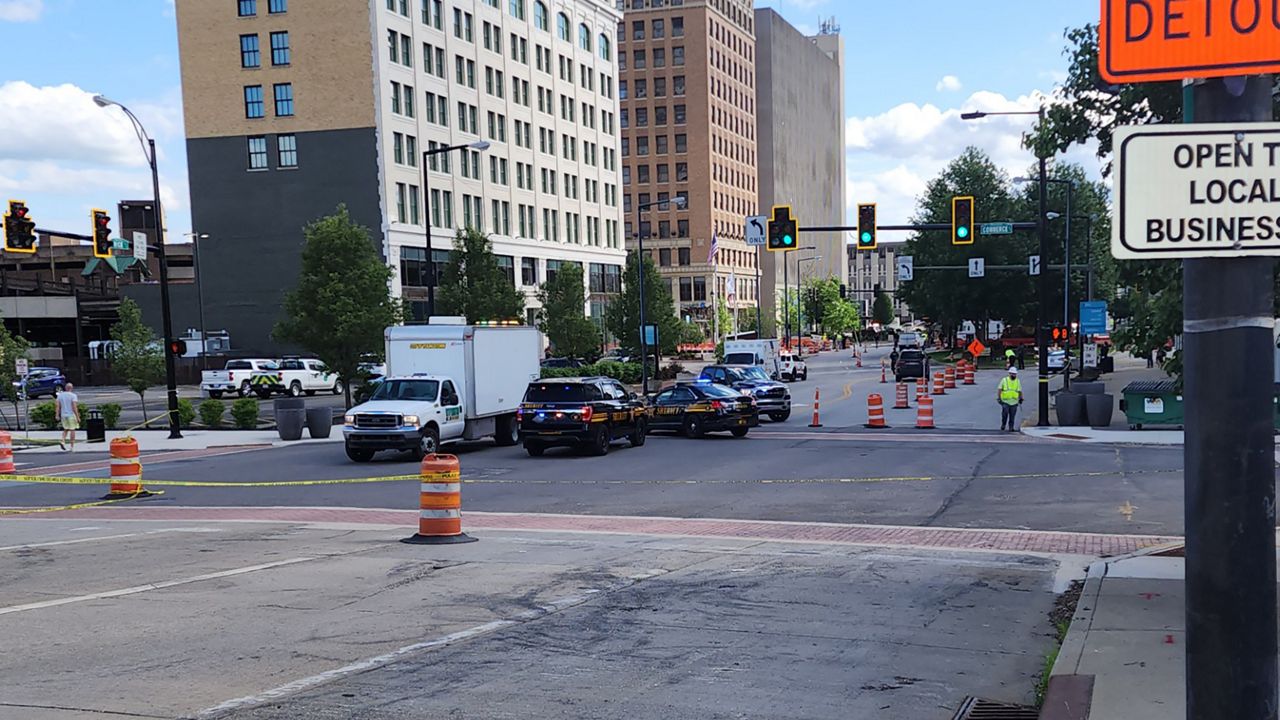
(961, 107), (1052, 425)
(796, 253), (822, 344)
(94, 94), (182, 439)
(183, 232), (210, 370)
(635, 194), (687, 394)
(422, 140), (490, 319)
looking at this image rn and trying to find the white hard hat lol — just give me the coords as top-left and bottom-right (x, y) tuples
(1009, 367), (1018, 375)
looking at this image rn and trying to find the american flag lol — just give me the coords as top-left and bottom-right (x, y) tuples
(707, 231), (718, 265)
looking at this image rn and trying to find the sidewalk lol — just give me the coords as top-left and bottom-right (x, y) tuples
(12, 428), (342, 453)
(1047, 544), (1280, 719)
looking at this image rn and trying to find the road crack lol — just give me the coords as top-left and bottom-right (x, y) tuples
(922, 446), (1000, 527)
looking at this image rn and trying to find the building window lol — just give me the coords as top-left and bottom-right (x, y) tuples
(598, 34), (610, 60)
(521, 257), (537, 285)
(270, 31), (290, 65)
(632, 49), (645, 69)
(396, 183), (407, 223)
(674, 75), (685, 95)
(247, 136), (268, 169)
(672, 16), (684, 36)
(652, 48), (665, 68)
(243, 85), (264, 118)
(672, 46), (684, 65)
(509, 0), (525, 19)
(534, 0), (547, 31)
(401, 246), (430, 287)
(273, 83), (294, 116)
(238, 0), (256, 17)
(409, 184), (421, 224)
(652, 18), (664, 38)
(425, 0), (443, 29)
(675, 133), (686, 153)
(240, 34), (260, 68)
(556, 12), (569, 41)
(674, 104), (686, 124)
(578, 24), (591, 51)
(268, 0), (286, 12)
(678, 247), (690, 265)
(277, 134), (297, 167)
(693, 276), (706, 301)
(659, 248), (671, 266)
(632, 20), (644, 40)
(679, 277), (692, 302)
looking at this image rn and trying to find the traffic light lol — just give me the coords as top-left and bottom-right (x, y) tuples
(952, 196), (975, 245)
(168, 339), (187, 356)
(3, 200), (36, 253)
(766, 205), (798, 252)
(91, 209), (113, 258)
(856, 203), (876, 250)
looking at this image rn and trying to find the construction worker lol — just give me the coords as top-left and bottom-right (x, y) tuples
(997, 366), (1024, 432)
(1004, 347), (1016, 369)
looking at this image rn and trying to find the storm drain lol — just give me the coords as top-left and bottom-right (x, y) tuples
(952, 696), (1039, 720)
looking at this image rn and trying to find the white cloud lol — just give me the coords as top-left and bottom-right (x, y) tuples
(844, 89), (1103, 232)
(0, 82), (153, 167)
(0, 0), (41, 22)
(935, 75), (963, 93)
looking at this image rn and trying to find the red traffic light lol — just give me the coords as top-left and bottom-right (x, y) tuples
(12, 206), (26, 220)
(168, 339), (188, 356)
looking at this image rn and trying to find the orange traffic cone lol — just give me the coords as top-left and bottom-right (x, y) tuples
(809, 388), (823, 428)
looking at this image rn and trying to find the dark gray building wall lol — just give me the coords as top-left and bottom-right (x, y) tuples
(754, 9), (844, 337)
(182, 127), (384, 355)
(122, 282), (202, 339)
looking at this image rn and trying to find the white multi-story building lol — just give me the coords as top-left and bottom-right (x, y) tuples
(177, 0), (625, 351)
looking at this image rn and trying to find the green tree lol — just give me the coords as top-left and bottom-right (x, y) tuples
(808, 277), (861, 336)
(0, 313), (31, 428)
(677, 320), (705, 346)
(872, 291), (894, 326)
(110, 298), (164, 421)
(712, 295), (733, 341)
(777, 288), (804, 342)
(537, 262), (600, 360)
(436, 227), (526, 323)
(604, 251), (681, 355)
(274, 205), (403, 408)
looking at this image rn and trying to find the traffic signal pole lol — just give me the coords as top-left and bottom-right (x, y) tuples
(1036, 107), (1050, 427)
(1182, 75), (1276, 720)
(149, 138), (182, 440)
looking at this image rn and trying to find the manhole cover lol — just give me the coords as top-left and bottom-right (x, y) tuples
(952, 696), (1038, 720)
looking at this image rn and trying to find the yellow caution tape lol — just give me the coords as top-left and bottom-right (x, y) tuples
(0, 491), (163, 516)
(0, 473), (422, 488)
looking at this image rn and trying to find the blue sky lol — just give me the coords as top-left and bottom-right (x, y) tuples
(0, 0), (1103, 244)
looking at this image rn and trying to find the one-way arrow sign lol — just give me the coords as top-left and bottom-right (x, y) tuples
(968, 258), (985, 278)
(744, 215), (766, 246)
(897, 255), (913, 281)
(1028, 255), (1041, 276)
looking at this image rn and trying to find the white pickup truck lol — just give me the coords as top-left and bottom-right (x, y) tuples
(249, 357), (343, 398)
(342, 319), (542, 461)
(202, 359), (278, 398)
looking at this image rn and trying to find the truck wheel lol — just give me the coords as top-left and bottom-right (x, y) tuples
(524, 441), (545, 457)
(683, 416), (704, 439)
(730, 427), (749, 438)
(412, 427), (441, 460)
(586, 426), (610, 456)
(494, 414), (519, 447)
(332, 379), (345, 396)
(239, 381), (253, 398)
(345, 445), (374, 462)
(209, 391), (223, 399)
(629, 419), (647, 447)
(769, 410), (791, 423)
(288, 381), (303, 398)
(801, 370), (808, 381)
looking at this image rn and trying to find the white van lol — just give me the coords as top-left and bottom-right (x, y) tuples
(723, 339), (781, 379)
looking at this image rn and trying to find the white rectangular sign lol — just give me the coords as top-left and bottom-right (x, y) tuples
(968, 258), (985, 278)
(1028, 255), (1041, 276)
(15, 358), (27, 376)
(1083, 343), (1098, 369)
(1113, 122), (1280, 259)
(132, 231), (148, 261)
(897, 255), (913, 281)
(744, 215), (766, 246)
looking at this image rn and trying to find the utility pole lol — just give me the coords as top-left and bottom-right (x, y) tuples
(1183, 75), (1277, 720)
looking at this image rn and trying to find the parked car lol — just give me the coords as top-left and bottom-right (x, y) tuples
(15, 367), (66, 399)
(698, 364), (791, 422)
(201, 359), (278, 398)
(779, 352), (808, 381)
(517, 376), (647, 456)
(250, 357), (343, 398)
(894, 349), (931, 382)
(648, 381), (759, 438)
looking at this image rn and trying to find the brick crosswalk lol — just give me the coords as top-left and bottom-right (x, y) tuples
(6, 505), (1180, 557)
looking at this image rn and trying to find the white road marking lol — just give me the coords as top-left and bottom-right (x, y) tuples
(0, 527), (221, 553)
(0, 556), (313, 616)
(195, 579), (642, 718)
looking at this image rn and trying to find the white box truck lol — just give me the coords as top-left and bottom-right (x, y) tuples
(723, 338), (782, 379)
(342, 318), (542, 461)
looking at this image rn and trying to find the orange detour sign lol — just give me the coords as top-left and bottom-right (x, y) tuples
(967, 339), (986, 358)
(1100, 0), (1280, 83)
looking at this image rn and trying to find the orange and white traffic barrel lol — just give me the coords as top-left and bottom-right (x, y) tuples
(916, 378), (927, 400)
(105, 437), (150, 499)
(916, 397), (936, 429)
(403, 454), (477, 545)
(894, 382), (911, 409)
(0, 431), (13, 475)
(932, 372), (946, 396)
(865, 394), (888, 429)
(963, 364), (976, 385)
(944, 366), (957, 389)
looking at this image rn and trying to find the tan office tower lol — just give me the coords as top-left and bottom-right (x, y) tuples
(619, 0), (759, 332)
(176, 0), (626, 353)
(755, 11), (845, 339)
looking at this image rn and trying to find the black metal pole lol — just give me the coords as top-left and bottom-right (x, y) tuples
(782, 250), (790, 354)
(636, 212), (648, 395)
(194, 234), (207, 371)
(421, 151), (434, 319)
(1062, 185), (1072, 391)
(1184, 74), (1277, 720)
(1036, 108), (1049, 426)
(150, 138), (182, 439)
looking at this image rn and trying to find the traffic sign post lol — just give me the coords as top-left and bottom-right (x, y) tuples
(1079, 300), (1107, 335)
(744, 215), (766, 246)
(896, 256), (913, 282)
(1111, 123), (1280, 259)
(133, 231), (148, 262)
(1179, 75), (1278, 720)
(967, 258), (984, 278)
(15, 358), (27, 377)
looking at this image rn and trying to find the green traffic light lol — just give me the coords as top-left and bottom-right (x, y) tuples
(860, 231), (872, 244)
(784, 235), (793, 245)
(958, 226), (969, 239)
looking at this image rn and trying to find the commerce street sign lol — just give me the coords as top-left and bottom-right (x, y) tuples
(1112, 122), (1280, 259)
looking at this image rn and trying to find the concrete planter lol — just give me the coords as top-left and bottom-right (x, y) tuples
(276, 408), (306, 441)
(1055, 392), (1086, 427)
(306, 407), (333, 439)
(1086, 393), (1115, 429)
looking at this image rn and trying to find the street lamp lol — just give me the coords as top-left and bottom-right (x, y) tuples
(422, 140), (490, 319)
(183, 232), (210, 370)
(796, 254), (822, 348)
(1018, 175), (1075, 390)
(93, 94), (183, 439)
(962, 106), (1053, 426)
(635, 194), (687, 395)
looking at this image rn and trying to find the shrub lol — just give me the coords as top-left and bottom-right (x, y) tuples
(199, 399), (225, 428)
(97, 403), (122, 430)
(30, 401), (57, 430)
(230, 398), (259, 429)
(538, 361), (643, 385)
(176, 398), (197, 428)
(656, 362), (685, 381)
